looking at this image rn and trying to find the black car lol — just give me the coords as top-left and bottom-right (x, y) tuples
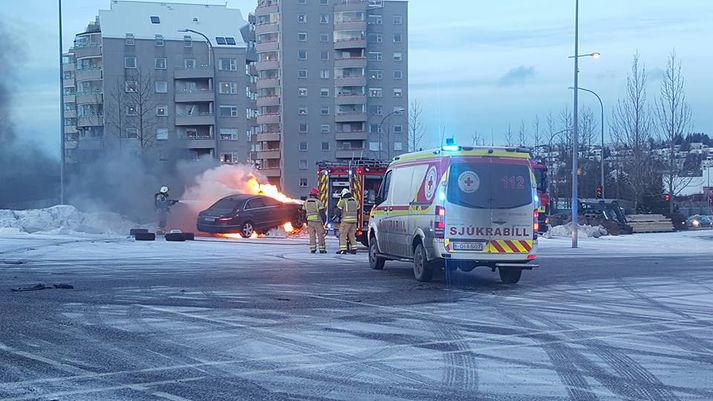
(197, 194), (304, 237)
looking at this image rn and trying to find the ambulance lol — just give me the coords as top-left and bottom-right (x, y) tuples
(367, 144), (539, 284)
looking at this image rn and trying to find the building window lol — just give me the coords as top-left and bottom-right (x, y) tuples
(156, 128), (168, 140)
(393, 70), (403, 80)
(370, 124), (383, 134)
(125, 81), (137, 92)
(369, 142), (381, 151)
(219, 105), (238, 117)
(320, 69), (330, 79)
(155, 58), (167, 69)
(394, 142), (403, 151)
(299, 160), (308, 170)
(320, 105), (330, 115)
(320, 124), (330, 134)
(320, 50), (330, 61)
(126, 105), (137, 116)
(369, 70), (383, 80)
(393, 33), (403, 43)
(221, 153), (239, 164)
(393, 52), (403, 62)
(298, 88), (308, 97)
(393, 106), (405, 115)
(321, 142), (330, 151)
(320, 14), (329, 24)
(393, 124), (403, 133)
(155, 34), (164, 46)
(124, 57), (137, 68)
(125, 33), (135, 45)
(184, 35), (192, 47)
(156, 106), (168, 116)
(394, 15), (403, 25)
(220, 128), (239, 140)
(320, 88), (329, 97)
(299, 142), (308, 151)
(320, 0), (328, 4)
(320, 33), (329, 43)
(368, 52), (383, 61)
(298, 69), (308, 79)
(184, 59), (196, 69)
(369, 105), (383, 116)
(127, 128), (138, 138)
(298, 14), (307, 23)
(219, 82), (238, 94)
(219, 58), (238, 71)
(298, 32), (307, 41)
(299, 178), (309, 187)
(299, 123), (308, 133)
(155, 81), (168, 93)
(369, 88), (383, 98)
(368, 15), (382, 25)
(368, 33), (383, 44)
(298, 50), (307, 60)
(298, 106), (308, 115)
(393, 88), (403, 97)
(150, 16), (160, 24)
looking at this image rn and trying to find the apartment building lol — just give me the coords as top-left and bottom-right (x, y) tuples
(254, 0), (408, 197)
(62, 1), (258, 174)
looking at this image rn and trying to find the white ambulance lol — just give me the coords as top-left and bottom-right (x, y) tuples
(367, 145), (539, 283)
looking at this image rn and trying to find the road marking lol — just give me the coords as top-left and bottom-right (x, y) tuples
(0, 342), (88, 375)
(152, 391), (194, 401)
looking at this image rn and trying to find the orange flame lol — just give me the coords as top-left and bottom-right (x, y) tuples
(246, 177), (300, 204)
(217, 232), (261, 240)
(283, 222), (294, 233)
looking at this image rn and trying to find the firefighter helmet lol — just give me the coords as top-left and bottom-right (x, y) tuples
(160, 186), (169, 194)
(310, 188), (319, 197)
(341, 188), (350, 197)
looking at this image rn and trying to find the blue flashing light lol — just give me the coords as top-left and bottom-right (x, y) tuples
(438, 190), (446, 201)
(442, 145), (461, 152)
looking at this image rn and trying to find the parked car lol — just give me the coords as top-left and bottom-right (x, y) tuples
(197, 194), (304, 237)
(687, 214), (713, 228)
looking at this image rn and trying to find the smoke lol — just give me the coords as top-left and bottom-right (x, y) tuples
(0, 25), (60, 209)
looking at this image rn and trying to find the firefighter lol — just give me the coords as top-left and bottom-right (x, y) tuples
(303, 188), (327, 254)
(154, 186), (177, 234)
(335, 188), (359, 254)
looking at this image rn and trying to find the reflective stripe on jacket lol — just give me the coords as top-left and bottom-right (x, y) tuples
(337, 197), (359, 223)
(304, 198), (325, 222)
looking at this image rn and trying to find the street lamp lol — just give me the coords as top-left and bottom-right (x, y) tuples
(377, 107), (405, 161)
(178, 29), (220, 161)
(58, 0), (65, 204)
(569, 86), (605, 200)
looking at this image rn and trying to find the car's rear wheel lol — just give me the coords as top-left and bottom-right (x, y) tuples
(240, 221), (255, 238)
(499, 268), (522, 284)
(413, 243), (435, 282)
(369, 237), (385, 270)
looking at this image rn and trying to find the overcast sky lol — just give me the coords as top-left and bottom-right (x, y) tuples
(2, 0), (712, 157)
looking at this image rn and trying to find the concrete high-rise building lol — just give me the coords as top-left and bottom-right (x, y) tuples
(62, 1), (258, 175)
(254, 0), (408, 197)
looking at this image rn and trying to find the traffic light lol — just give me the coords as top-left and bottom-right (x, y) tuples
(663, 194), (671, 202)
(595, 186), (603, 199)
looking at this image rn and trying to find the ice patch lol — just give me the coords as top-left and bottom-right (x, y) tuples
(546, 223), (608, 239)
(0, 205), (137, 236)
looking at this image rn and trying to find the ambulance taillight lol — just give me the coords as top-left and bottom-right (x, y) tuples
(435, 206), (446, 238)
(533, 210), (539, 239)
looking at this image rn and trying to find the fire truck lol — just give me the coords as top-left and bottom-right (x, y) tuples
(531, 160), (550, 232)
(316, 160), (390, 246)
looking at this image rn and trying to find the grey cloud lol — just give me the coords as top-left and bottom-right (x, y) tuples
(498, 66), (536, 87)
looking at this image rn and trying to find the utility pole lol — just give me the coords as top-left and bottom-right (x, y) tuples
(58, 0), (65, 204)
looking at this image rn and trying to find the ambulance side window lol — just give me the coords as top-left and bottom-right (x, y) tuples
(377, 171), (392, 205)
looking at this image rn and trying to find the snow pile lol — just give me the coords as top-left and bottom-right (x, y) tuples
(0, 205), (137, 236)
(546, 223), (608, 239)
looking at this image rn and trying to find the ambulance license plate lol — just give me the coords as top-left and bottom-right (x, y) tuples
(452, 241), (485, 251)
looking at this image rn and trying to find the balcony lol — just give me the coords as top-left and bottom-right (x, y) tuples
(77, 116), (103, 127)
(335, 112), (368, 122)
(64, 126), (78, 134)
(64, 109), (77, 118)
(336, 149), (366, 159)
(63, 94), (76, 103)
(73, 45), (102, 58)
(175, 113), (215, 126)
(257, 149), (281, 160)
(336, 131), (368, 141)
(335, 57), (367, 69)
(255, 22), (279, 35)
(256, 95), (280, 107)
(334, 38), (367, 50)
(64, 139), (78, 149)
(63, 63), (74, 72)
(256, 2), (279, 14)
(183, 138), (216, 149)
(175, 89), (215, 103)
(256, 41), (279, 52)
(258, 168), (282, 178)
(257, 113), (280, 124)
(63, 79), (75, 88)
(257, 132), (281, 142)
(75, 69), (103, 81)
(78, 139), (104, 150)
(334, 21), (367, 31)
(334, 0), (367, 12)
(336, 94), (367, 105)
(76, 92), (103, 104)
(175, 67), (214, 79)
(335, 76), (366, 87)
(256, 60), (280, 71)
(257, 78), (280, 89)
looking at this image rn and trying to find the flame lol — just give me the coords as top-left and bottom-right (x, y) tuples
(217, 232), (261, 240)
(283, 222), (294, 233)
(246, 177), (300, 204)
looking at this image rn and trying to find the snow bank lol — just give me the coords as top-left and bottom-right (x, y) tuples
(546, 223), (608, 239)
(0, 205), (137, 236)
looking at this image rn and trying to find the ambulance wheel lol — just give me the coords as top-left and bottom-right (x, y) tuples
(499, 268), (522, 284)
(369, 237), (385, 270)
(413, 243), (435, 282)
(134, 232), (156, 241)
(165, 233), (186, 242)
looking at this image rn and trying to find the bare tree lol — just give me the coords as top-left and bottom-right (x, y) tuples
(518, 120), (527, 147)
(408, 99), (426, 151)
(471, 130), (485, 146)
(504, 123), (514, 146)
(611, 53), (655, 211)
(125, 68), (160, 153)
(580, 107), (596, 154)
(531, 115), (541, 155)
(656, 51), (693, 215)
(105, 78), (129, 150)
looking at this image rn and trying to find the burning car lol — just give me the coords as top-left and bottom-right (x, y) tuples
(197, 194), (304, 237)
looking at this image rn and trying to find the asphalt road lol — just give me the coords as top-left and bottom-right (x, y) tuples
(1, 235), (712, 401)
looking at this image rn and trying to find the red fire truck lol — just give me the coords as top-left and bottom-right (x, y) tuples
(316, 160), (390, 246)
(531, 160), (550, 232)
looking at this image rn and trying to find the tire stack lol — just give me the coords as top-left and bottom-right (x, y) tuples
(129, 229), (195, 242)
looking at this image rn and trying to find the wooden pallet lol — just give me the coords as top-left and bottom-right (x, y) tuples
(626, 214), (674, 233)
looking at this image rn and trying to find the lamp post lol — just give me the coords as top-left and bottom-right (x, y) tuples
(58, 0), (65, 204)
(178, 29), (219, 161)
(377, 107), (405, 161)
(570, 86), (605, 199)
